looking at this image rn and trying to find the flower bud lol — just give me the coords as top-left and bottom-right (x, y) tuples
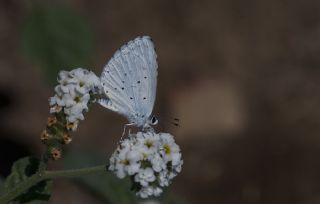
(47, 116), (57, 127)
(63, 134), (72, 144)
(50, 148), (62, 160)
(40, 130), (49, 141)
(66, 122), (78, 131)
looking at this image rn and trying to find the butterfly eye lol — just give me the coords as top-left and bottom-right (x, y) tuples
(151, 116), (158, 125)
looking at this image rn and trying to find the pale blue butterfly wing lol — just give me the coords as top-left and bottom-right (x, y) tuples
(99, 36), (158, 127)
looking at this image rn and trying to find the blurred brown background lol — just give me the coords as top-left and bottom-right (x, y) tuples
(1, 0), (320, 203)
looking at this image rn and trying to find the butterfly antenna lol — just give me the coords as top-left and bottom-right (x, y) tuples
(158, 114), (181, 128)
(172, 122), (180, 127)
(171, 117), (180, 127)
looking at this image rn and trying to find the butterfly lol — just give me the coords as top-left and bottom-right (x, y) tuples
(99, 36), (159, 133)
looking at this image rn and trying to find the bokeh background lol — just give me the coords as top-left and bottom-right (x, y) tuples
(1, 0), (320, 203)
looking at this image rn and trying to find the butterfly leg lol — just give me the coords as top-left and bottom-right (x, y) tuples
(121, 123), (135, 141)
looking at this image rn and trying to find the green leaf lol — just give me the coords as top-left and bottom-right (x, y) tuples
(4, 157), (52, 204)
(63, 148), (138, 204)
(21, 3), (94, 84)
(0, 176), (4, 196)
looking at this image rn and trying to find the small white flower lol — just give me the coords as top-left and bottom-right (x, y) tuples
(61, 91), (77, 107)
(49, 92), (67, 107)
(83, 72), (101, 91)
(68, 68), (101, 94)
(114, 162), (126, 179)
(65, 112), (85, 123)
(136, 186), (153, 198)
(69, 68), (88, 78)
(174, 159), (183, 173)
(49, 95), (59, 106)
(159, 133), (181, 166)
(158, 171), (169, 187)
(125, 150), (142, 175)
(150, 153), (166, 172)
(136, 132), (159, 154)
(109, 148), (126, 178)
(64, 94), (89, 114)
(168, 171), (178, 180)
(49, 105), (62, 113)
(152, 187), (163, 197)
(112, 148), (141, 178)
(55, 83), (70, 94)
(109, 154), (116, 171)
(57, 70), (70, 83)
(134, 167), (156, 186)
(136, 186), (162, 198)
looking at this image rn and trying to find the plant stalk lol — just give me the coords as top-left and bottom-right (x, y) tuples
(0, 165), (106, 204)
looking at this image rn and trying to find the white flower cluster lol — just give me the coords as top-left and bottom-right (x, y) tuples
(49, 68), (101, 130)
(109, 131), (183, 198)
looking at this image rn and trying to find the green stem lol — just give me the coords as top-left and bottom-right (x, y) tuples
(45, 165), (106, 179)
(0, 165), (106, 204)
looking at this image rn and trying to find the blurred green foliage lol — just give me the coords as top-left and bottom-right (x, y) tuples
(0, 176), (3, 196)
(4, 157), (52, 204)
(63, 148), (138, 204)
(21, 3), (94, 84)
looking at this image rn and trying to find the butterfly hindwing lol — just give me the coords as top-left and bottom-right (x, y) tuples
(99, 36), (158, 122)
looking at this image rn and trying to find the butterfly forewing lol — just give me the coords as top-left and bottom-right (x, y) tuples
(99, 36), (158, 123)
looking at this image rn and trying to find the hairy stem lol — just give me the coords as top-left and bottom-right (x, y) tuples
(0, 165), (106, 204)
(45, 165), (106, 179)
